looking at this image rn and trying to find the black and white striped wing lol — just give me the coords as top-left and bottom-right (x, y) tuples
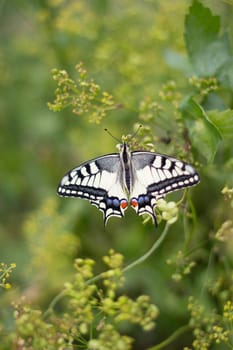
(57, 154), (128, 224)
(130, 152), (200, 225)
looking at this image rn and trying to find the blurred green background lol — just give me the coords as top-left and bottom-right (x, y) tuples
(1, 0), (233, 349)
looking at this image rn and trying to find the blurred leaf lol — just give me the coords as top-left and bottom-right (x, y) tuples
(207, 109), (233, 140)
(164, 49), (191, 74)
(185, 0), (232, 76)
(180, 97), (222, 162)
(218, 59), (233, 90)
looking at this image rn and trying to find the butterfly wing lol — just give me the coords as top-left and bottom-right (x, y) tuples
(130, 151), (200, 225)
(57, 154), (128, 224)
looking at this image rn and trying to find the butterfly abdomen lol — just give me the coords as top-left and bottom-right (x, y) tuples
(121, 143), (132, 192)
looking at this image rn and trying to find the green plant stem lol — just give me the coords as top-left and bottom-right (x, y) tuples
(122, 222), (170, 273)
(87, 222), (170, 285)
(42, 290), (66, 319)
(147, 324), (191, 350)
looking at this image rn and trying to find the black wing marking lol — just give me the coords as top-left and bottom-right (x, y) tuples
(130, 151), (200, 225)
(57, 154), (128, 224)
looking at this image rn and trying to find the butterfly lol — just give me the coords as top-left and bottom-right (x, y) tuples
(57, 142), (200, 226)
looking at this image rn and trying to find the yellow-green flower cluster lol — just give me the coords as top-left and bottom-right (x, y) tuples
(121, 124), (156, 153)
(101, 249), (125, 296)
(88, 324), (133, 350)
(14, 301), (70, 349)
(19, 250), (158, 349)
(48, 62), (116, 123)
(192, 329), (211, 350)
(215, 220), (233, 242)
(64, 258), (97, 335)
(209, 325), (229, 344)
(189, 76), (218, 97)
(223, 300), (233, 322)
(222, 186), (233, 208)
(0, 262), (16, 290)
(167, 250), (196, 282)
(157, 198), (179, 224)
(101, 294), (158, 332)
(100, 251), (158, 332)
(139, 96), (163, 122)
(159, 80), (182, 107)
(187, 297), (232, 350)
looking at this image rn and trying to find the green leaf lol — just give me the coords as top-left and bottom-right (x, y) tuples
(184, 0), (232, 76)
(207, 109), (233, 140)
(164, 49), (191, 74)
(218, 59), (233, 90)
(180, 97), (222, 163)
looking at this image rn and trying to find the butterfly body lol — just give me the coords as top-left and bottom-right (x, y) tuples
(57, 143), (200, 225)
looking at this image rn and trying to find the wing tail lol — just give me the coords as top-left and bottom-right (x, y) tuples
(91, 197), (128, 225)
(130, 196), (158, 227)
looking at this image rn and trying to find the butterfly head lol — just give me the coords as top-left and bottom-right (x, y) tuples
(117, 141), (128, 150)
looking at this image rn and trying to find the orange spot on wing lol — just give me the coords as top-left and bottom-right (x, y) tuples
(120, 199), (128, 209)
(130, 198), (138, 208)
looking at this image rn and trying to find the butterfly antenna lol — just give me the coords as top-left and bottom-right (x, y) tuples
(105, 124), (142, 143)
(104, 128), (121, 143)
(131, 124), (142, 139)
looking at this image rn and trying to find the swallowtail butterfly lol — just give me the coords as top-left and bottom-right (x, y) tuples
(57, 143), (200, 226)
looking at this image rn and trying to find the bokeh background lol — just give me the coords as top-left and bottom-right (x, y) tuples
(1, 1), (233, 349)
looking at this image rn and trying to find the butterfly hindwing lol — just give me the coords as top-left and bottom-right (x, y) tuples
(130, 152), (200, 224)
(57, 154), (128, 224)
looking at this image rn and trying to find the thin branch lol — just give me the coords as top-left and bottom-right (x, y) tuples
(147, 324), (191, 350)
(42, 290), (66, 319)
(122, 223), (170, 274)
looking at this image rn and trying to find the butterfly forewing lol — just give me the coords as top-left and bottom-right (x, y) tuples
(57, 154), (128, 224)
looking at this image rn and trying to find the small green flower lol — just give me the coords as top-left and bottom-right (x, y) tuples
(0, 262), (16, 290)
(223, 300), (233, 322)
(210, 325), (229, 344)
(103, 249), (124, 269)
(215, 220), (233, 242)
(157, 199), (178, 224)
(189, 76), (218, 97)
